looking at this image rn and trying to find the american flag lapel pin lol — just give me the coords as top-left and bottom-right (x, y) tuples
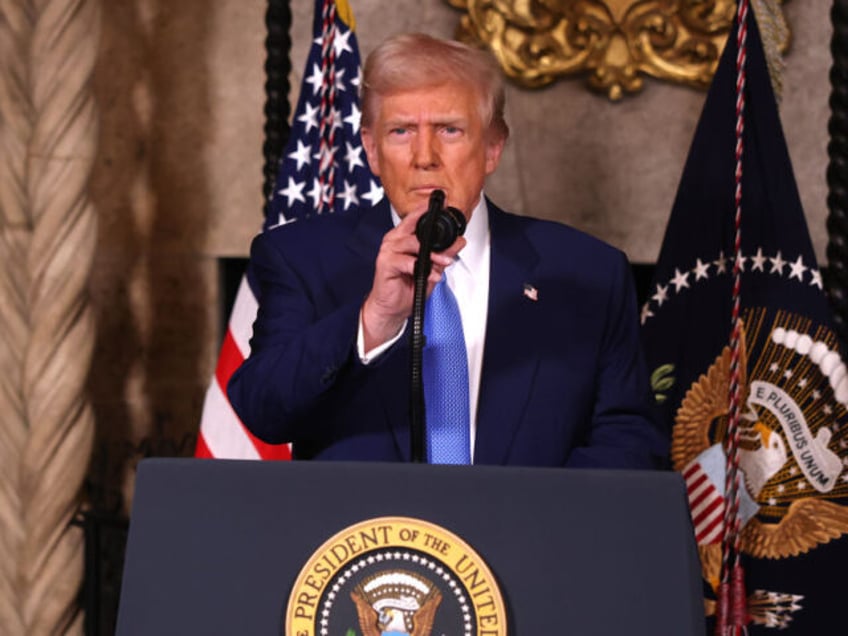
(523, 283), (538, 302)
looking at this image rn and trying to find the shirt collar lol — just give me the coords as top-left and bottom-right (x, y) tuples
(457, 194), (489, 278)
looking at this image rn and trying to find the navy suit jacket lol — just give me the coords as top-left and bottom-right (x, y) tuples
(228, 199), (667, 468)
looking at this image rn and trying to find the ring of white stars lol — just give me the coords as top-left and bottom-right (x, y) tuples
(317, 550), (473, 636)
(641, 248), (823, 325)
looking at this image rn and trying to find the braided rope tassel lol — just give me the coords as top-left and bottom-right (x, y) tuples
(716, 1), (750, 634)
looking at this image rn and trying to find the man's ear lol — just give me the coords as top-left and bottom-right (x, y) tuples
(484, 135), (506, 176)
(360, 127), (381, 177)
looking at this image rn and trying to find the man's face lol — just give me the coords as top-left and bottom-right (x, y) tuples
(361, 81), (505, 219)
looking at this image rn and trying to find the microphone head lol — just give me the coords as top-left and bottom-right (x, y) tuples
(416, 205), (466, 252)
(428, 189), (446, 210)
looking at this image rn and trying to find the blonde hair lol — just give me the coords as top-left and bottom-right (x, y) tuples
(361, 33), (509, 141)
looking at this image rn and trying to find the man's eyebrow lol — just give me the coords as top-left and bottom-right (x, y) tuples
(380, 115), (469, 129)
(382, 117), (417, 128)
(433, 116), (466, 124)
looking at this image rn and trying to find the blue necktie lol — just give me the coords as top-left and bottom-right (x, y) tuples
(423, 276), (471, 464)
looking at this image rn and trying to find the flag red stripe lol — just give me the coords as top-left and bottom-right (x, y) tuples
(195, 432), (213, 459)
(215, 329), (245, 390)
(213, 331), (291, 460)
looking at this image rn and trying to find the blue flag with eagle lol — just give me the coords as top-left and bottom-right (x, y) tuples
(640, 4), (848, 633)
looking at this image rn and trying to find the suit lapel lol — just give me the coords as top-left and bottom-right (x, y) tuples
(474, 204), (541, 465)
(345, 199), (392, 260)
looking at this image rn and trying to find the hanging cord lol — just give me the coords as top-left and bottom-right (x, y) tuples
(316, 0), (338, 212)
(716, 1), (750, 634)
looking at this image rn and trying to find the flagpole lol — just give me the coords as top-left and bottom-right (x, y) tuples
(827, 0), (848, 348)
(263, 0), (293, 212)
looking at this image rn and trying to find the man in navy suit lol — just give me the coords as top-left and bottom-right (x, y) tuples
(228, 33), (667, 468)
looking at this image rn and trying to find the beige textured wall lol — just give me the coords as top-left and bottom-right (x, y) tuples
(279, 0), (829, 264)
(86, 0), (830, 503)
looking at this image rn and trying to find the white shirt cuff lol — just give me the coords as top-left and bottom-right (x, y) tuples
(357, 311), (407, 364)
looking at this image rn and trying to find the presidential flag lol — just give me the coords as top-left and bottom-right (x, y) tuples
(196, 0), (381, 459)
(640, 2), (848, 633)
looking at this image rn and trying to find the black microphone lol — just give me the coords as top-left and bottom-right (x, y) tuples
(415, 190), (467, 252)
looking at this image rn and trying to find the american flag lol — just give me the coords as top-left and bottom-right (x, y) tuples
(196, 0), (381, 459)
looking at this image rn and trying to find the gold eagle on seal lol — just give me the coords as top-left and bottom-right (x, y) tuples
(672, 317), (848, 590)
(350, 570), (442, 636)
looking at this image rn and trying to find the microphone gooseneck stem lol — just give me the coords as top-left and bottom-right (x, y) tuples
(409, 190), (444, 463)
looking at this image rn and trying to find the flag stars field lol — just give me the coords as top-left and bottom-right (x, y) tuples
(362, 179), (384, 206)
(344, 103), (361, 132)
(338, 180), (359, 210)
(298, 102), (320, 133)
(288, 139), (312, 170)
(344, 141), (365, 171)
(332, 27), (353, 56)
(332, 68), (347, 93)
(278, 177), (306, 207)
(305, 63), (325, 95)
(274, 22), (376, 223)
(308, 178), (327, 208)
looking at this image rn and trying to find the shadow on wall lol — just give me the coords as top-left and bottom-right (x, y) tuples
(86, 3), (214, 630)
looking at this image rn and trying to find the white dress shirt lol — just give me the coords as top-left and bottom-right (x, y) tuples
(357, 194), (491, 457)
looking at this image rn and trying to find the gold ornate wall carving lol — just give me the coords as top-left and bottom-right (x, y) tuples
(448, 0), (789, 100)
